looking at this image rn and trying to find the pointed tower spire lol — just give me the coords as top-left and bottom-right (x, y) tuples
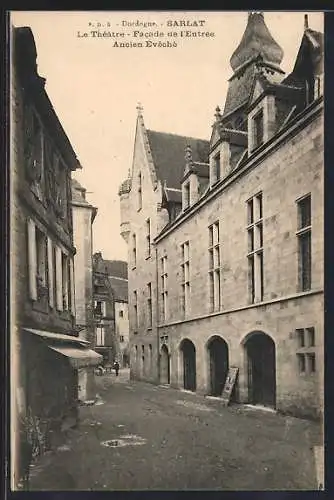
(230, 12), (284, 71)
(136, 102), (143, 116)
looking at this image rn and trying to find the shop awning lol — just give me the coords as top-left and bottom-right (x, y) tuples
(48, 345), (103, 369)
(23, 327), (102, 368)
(23, 327), (90, 346)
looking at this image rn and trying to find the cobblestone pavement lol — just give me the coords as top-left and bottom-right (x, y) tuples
(28, 369), (322, 491)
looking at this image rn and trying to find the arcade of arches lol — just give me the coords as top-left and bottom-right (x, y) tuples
(160, 332), (277, 408)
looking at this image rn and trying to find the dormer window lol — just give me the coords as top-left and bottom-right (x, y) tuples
(183, 182), (190, 210)
(214, 153), (221, 182)
(253, 109), (264, 149)
(210, 152), (221, 186)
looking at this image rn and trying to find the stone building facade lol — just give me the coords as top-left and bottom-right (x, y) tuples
(10, 27), (101, 488)
(72, 179), (98, 400)
(119, 13), (323, 419)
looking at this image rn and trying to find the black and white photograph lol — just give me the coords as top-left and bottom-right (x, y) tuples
(9, 10), (324, 491)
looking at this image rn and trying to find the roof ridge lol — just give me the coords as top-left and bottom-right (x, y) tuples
(147, 129), (209, 143)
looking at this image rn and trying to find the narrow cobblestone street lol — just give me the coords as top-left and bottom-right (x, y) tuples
(28, 369), (321, 491)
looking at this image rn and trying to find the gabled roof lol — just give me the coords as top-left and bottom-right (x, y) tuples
(291, 28), (324, 78)
(146, 130), (209, 190)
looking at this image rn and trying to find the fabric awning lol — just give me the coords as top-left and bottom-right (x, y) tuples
(48, 345), (103, 369)
(23, 327), (90, 346)
(23, 327), (102, 368)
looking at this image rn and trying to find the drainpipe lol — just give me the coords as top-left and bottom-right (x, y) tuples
(155, 244), (160, 384)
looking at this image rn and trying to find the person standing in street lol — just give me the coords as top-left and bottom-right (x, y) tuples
(114, 361), (120, 377)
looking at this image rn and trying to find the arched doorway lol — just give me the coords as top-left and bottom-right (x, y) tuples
(207, 336), (229, 396)
(180, 339), (196, 391)
(244, 332), (276, 407)
(160, 345), (170, 385)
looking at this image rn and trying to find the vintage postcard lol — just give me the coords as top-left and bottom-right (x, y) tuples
(9, 10), (324, 491)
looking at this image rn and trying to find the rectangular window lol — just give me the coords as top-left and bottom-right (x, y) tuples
(119, 310), (124, 318)
(120, 335), (124, 343)
(208, 221), (221, 312)
(306, 327), (315, 347)
(133, 290), (138, 331)
(181, 241), (190, 317)
(297, 195), (312, 291)
(147, 283), (152, 328)
(214, 153), (221, 183)
(61, 253), (68, 310)
(94, 300), (106, 317)
(138, 172), (142, 210)
(27, 219), (37, 300)
(296, 328), (305, 348)
(146, 218), (151, 258)
(307, 353), (316, 373)
(296, 327), (316, 375)
(149, 344), (153, 372)
(132, 233), (137, 268)
(67, 258), (72, 312)
(35, 226), (47, 290)
(247, 193), (264, 303)
(253, 109), (264, 149)
(161, 255), (168, 322)
(52, 244), (57, 307)
(297, 353), (306, 373)
(184, 182), (190, 209)
(96, 325), (105, 346)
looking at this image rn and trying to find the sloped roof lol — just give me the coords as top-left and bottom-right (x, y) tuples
(15, 27), (82, 172)
(164, 187), (182, 204)
(108, 276), (128, 302)
(191, 162), (210, 178)
(223, 62), (258, 118)
(146, 130), (209, 190)
(71, 178), (89, 204)
(96, 258), (128, 279)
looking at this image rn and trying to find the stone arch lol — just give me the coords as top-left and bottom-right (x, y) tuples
(180, 339), (196, 392)
(206, 335), (229, 396)
(242, 331), (276, 407)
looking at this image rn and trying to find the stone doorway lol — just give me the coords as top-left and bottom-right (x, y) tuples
(245, 332), (276, 407)
(207, 336), (229, 396)
(180, 339), (196, 392)
(160, 345), (170, 385)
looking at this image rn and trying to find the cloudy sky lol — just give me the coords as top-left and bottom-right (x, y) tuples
(11, 11), (323, 261)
